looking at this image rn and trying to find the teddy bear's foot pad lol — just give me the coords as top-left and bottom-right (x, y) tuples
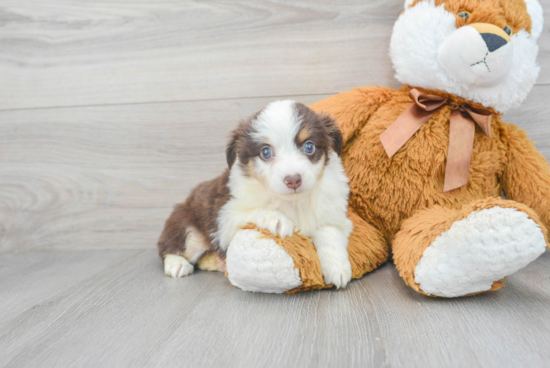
(226, 229), (302, 293)
(414, 206), (546, 297)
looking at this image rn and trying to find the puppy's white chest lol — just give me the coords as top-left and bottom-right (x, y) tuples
(270, 199), (317, 237)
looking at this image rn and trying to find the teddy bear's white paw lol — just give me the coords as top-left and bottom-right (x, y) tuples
(226, 229), (302, 293)
(252, 211), (294, 238)
(164, 254), (194, 278)
(414, 206), (546, 297)
(317, 248), (352, 289)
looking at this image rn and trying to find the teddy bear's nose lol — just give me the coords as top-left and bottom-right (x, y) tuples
(480, 33), (508, 52)
(468, 23), (511, 53)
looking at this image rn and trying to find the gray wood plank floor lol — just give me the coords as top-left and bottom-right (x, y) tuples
(1, 250), (549, 368)
(1, 0), (550, 367)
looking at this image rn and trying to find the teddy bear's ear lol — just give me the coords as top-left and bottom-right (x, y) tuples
(404, 0), (415, 10)
(524, 0), (544, 41)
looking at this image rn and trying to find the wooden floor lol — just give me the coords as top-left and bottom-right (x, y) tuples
(1, 1), (550, 367)
(1, 251), (550, 368)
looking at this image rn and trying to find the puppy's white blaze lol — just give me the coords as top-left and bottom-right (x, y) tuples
(392, 0), (541, 113)
(252, 100), (323, 196)
(252, 100), (300, 154)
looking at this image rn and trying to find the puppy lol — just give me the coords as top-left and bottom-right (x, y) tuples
(157, 100), (353, 288)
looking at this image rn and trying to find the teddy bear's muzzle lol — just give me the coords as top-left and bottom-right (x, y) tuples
(438, 22), (514, 88)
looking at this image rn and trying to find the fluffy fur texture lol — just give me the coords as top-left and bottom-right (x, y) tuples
(158, 100), (354, 288)
(391, 0), (541, 113)
(226, 210), (390, 293)
(216, 100), (353, 288)
(414, 206), (546, 297)
(157, 170), (230, 270)
(164, 254), (195, 278)
(221, 0), (549, 296)
(226, 228), (303, 293)
(307, 84), (550, 297)
(524, 0), (544, 40)
(393, 197), (547, 296)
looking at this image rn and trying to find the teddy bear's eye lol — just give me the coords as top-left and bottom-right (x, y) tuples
(457, 11), (470, 21)
(503, 26), (513, 36)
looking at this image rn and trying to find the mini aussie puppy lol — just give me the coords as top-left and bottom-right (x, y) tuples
(157, 100), (353, 288)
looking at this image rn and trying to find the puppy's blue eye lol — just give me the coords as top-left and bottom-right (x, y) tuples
(260, 146), (272, 160)
(303, 141), (315, 155)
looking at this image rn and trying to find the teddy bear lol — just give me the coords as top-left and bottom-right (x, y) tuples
(219, 0), (549, 297)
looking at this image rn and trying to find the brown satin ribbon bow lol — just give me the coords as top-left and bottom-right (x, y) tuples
(379, 88), (492, 192)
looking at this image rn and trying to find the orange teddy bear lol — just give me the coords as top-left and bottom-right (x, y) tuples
(223, 0), (549, 297)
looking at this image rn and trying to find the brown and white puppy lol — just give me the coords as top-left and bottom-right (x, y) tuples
(158, 100), (353, 288)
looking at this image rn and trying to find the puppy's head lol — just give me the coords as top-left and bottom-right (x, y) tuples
(226, 100), (342, 197)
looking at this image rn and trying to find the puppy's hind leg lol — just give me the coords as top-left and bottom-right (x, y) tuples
(158, 204), (210, 278)
(161, 227), (212, 278)
(196, 252), (226, 272)
(163, 254), (194, 278)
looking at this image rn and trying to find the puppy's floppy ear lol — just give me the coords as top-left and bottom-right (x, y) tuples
(226, 114), (258, 168)
(226, 130), (239, 168)
(323, 115), (343, 156)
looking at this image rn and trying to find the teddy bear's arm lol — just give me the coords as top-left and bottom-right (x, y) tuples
(500, 123), (550, 241)
(309, 86), (396, 145)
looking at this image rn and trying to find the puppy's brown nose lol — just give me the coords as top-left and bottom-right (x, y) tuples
(284, 174), (302, 190)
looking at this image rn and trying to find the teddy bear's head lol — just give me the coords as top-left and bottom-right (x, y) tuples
(390, 0), (543, 113)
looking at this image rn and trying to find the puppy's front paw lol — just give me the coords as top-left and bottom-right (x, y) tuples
(253, 211), (294, 238)
(164, 254), (194, 278)
(317, 249), (352, 289)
